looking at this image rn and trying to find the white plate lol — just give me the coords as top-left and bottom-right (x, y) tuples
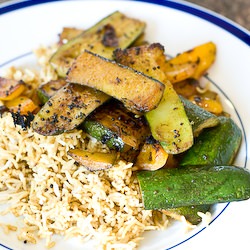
(0, 0), (249, 250)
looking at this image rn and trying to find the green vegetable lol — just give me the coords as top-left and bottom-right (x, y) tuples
(137, 165), (250, 209)
(180, 95), (220, 137)
(171, 115), (241, 224)
(32, 83), (110, 135)
(50, 11), (146, 77)
(114, 43), (193, 154)
(180, 116), (242, 166)
(66, 50), (164, 115)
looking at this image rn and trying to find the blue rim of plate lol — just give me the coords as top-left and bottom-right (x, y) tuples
(0, 1), (248, 250)
(0, 0), (249, 46)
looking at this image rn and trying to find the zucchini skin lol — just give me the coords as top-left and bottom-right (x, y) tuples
(67, 50), (165, 115)
(180, 95), (220, 137)
(114, 43), (193, 154)
(50, 11), (146, 77)
(180, 116), (242, 166)
(137, 165), (250, 210)
(82, 120), (124, 151)
(32, 83), (109, 135)
(175, 115), (241, 223)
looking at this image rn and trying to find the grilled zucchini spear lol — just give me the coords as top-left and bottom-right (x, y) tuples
(66, 50), (165, 115)
(179, 95), (220, 137)
(50, 11), (146, 77)
(137, 165), (250, 209)
(33, 83), (110, 135)
(114, 43), (193, 154)
(180, 116), (242, 166)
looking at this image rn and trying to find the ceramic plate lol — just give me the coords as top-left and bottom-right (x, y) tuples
(0, 1), (249, 250)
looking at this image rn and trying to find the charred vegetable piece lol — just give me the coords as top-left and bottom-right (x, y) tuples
(82, 120), (124, 151)
(114, 43), (193, 154)
(81, 100), (150, 151)
(68, 149), (118, 171)
(32, 83), (110, 135)
(50, 11), (146, 77)
(37, 79), (67, 104)
(180, 116), (242, 166)
(0, 77), (26, 101)
(67, 50), (164, 115)
(11, 112), (34, 130)
(170, 111), (238, 224)
(135, 136), (168, 171)
(165, 62), (198, 83)
(166, 42), (216, 79)
(120, 145), (141, 163)
(58, 27), (84, 45)
(137, 165), (250, 209)
(180, 95), (220, 137)
(0, 105), (8, 116)
(5, 96), (38, 115)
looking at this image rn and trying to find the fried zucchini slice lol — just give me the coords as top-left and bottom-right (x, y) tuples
(114, 43), (193, 154)
(32, 83), (110, 135)
(67, 50), (164, 115)
(81, 100), (150, 151)
(68, 149), (118, 171)
(50, 11), (146, 77)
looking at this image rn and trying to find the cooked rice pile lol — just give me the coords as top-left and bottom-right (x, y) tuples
(0, 46), (170, 249)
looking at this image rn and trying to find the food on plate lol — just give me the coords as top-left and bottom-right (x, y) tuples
(137, 165), (250, 209)
(32, 83), (110, 135)
(37, 79), (68, 104)
(0, 77), (26, 101)
(50, 11), (146, 77)
(180, 116), (242, 166)
(114, 43), (193, 154)
(0, 11), (249, 250)
(165, 41), (216, 80)
(81, 100), (150, 151)
(66, 50), (165, 115)
(179, 95), (220, 137)
(67, 148), (119, 171)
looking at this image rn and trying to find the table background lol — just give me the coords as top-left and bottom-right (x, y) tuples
(186, 0), (250, 30)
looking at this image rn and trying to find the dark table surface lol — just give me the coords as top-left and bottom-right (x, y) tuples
(185, 0), (250, 30)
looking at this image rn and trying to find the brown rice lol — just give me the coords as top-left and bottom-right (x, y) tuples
(0, 45), (172, 249)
